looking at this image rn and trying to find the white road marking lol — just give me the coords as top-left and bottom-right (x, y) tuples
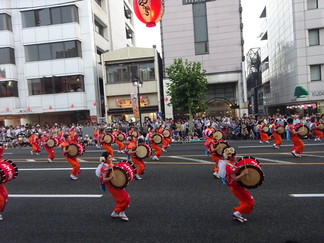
(169, 156), (213, 164)
(26, 159), (36, 162)
(238, 143), (323, 148)
(9, 194), (103, 198)
(78, 159), (87, 162)
(289, 194), (324, 198)
(19, 167), (97, 171)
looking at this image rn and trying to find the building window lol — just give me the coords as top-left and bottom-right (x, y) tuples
(0, 47), (15, 65)
(95, 20), (105, 36)
(22, 5), (79, 28)
(308, 29), (320, 46)
(124, 5), (132, 19)
(310, 65), (321, 81)
(193, 3), (209, 55)
(95, 0), (102, 7)
(28, 75), (84, 95)
(24, 40), (82, 62)
(0, 81), (18, 97)
(0, 13), (12, 31)
(307, 0), (318, 10)
(125, 25), (133, 39)
(107, 61), (155, 84)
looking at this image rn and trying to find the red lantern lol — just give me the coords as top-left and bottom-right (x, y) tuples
(164, 97), (168, 102)
(93, 102), (97, 106)
(6, 108), (10, 112)
(133, 0), (165, 27)
(49, 106), (53, 110)
(70, 104), (75, 108)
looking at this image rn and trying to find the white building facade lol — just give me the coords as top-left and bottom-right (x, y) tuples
(161, 0), (247, 119)
(0, 0), (144, 126)
(256, 0), (324, 115)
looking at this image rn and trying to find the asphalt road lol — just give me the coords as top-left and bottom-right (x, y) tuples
(1, 139), (324, 243)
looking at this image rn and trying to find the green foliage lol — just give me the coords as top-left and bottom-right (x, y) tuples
(166, 58), (208, 114)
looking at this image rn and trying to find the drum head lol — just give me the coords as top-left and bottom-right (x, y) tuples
(215, 142), (229, 157)
(136, 145), (151, 159)
(276, 126), (285, 134)
(117, 133), (125, 141)
(46, 138), (55, 148)
(110, 168), (127, 189)
(131, 131), (139, 138)
(297, 126), (309, 137)
(237, 165), (264, 189)
(162, 130), (171, 138)
(103, 134), (113, 144)
(262, 126), (269, 133)
(68, 144), (79, 157)
(153, 134), (163, 144)
(318, 124), (324, 130)
(213, 131), (223, 140)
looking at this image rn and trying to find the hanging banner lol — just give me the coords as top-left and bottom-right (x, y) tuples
(131, 93), (139, 118)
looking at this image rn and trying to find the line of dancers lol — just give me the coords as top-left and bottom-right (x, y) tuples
(204, 118), (324, 223)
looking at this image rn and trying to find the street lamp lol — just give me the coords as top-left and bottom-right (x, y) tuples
(132, 76), (143, 134)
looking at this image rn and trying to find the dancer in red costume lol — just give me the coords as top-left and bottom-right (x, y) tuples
(205, 130), (222, 178)
(41, 133), (56, 163)
(0, 184), (8, 220)
(223, 147), (254, 223)
(0, 143), (4, 162)
(311, 117), (323, 142)
(148, 128), (163, 161)
(127, 136), (145, 180)
(29, 133), (41, 155)
(99, 129), (116, 161)
(287, 118), (305, 158)
(60, 134), (81, 180)
(272, 123), (283, 149)
(99, 151), (130, 221)
(257, 122), (270, 144)
(113, 129), (126, 153)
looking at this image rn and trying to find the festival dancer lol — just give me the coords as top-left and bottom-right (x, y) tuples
(223, 147), (255, 223)
(287, 118), (305, 158)
(69, 127), (79, 142)
(29, 133), (41, 155)
(113, 129), (126, 153)
(99, 151), (130, 221)
(257, 122), (270, 144)
(204, 130), (222, 178)
(0, 183), (8, 221)
(0, 143), (4, 162)
(41, 133), (56, 163)
(148, 128), (163, 161)
(311, 117), (323, 142)
(99, 129), (116, 161)
(272, 123), (283, 149)
(60, 134), (81, 180)
(127, 136), (145, 180)
(94, 127), (101, 148)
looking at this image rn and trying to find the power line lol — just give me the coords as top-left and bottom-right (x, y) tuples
(0, 0), (85, 11)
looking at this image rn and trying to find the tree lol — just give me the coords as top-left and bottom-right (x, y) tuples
(166, 58), (208, 131)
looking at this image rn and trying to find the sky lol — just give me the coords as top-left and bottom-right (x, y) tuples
(135, 0), (266, 56)
(241, 0), (266, 53)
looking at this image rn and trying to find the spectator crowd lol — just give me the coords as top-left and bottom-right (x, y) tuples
(1, 113), (324, 148)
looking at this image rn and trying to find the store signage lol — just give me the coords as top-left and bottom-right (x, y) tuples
(311, 90), (324, 97)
